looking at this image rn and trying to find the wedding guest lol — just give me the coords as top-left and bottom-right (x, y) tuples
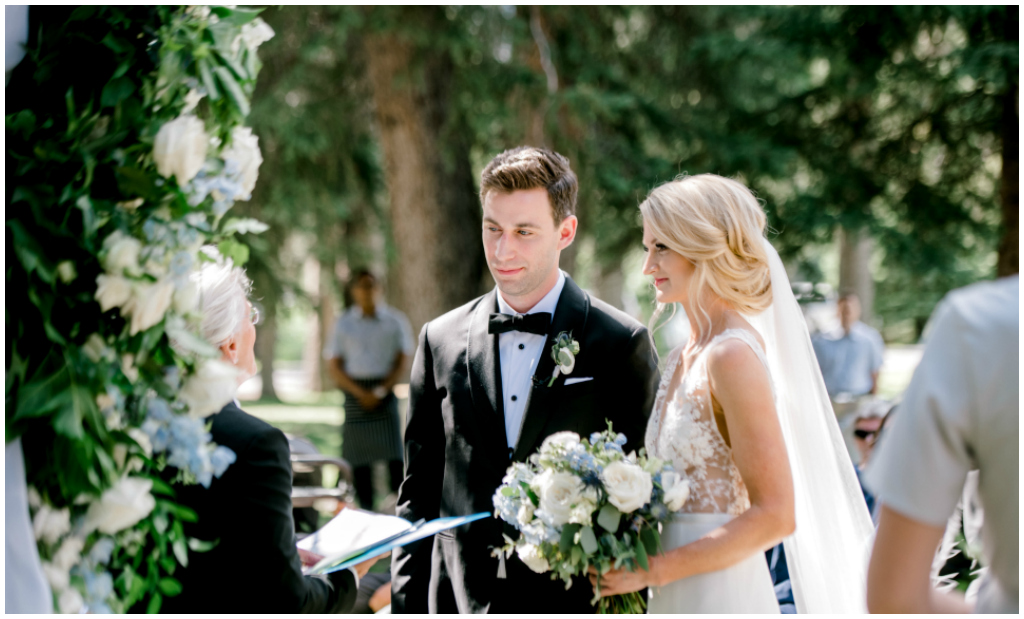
(163, 248), (376, 613)
(866, 275), (1018, 613)
(851, 399), (891, 516)
(325, 269), (413, 511)
(811, 292), (885, 461)
(811, 292), (885, 402)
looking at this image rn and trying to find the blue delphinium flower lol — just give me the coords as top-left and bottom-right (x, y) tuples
(210, 445), (237, 477)
(614, 433), (627, 446)
(589, 432), (602, 444)
(87, 538), (116, 565)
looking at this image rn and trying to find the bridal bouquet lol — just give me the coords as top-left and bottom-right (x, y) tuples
(492, 424), (690, 614)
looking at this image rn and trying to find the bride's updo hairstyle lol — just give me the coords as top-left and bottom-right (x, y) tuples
(641, 174), (773, 337)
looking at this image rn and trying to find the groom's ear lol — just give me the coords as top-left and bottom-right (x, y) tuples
(556, 215), (578, 250)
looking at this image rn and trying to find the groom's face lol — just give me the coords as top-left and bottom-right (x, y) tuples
(483, 187), (577, 307)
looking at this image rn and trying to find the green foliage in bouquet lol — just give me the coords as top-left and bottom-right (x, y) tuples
(6, 6), (273, 613)
(493, 423), (691, 614)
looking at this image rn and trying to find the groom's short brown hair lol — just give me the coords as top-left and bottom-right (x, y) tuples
(479, 146), (578, 223)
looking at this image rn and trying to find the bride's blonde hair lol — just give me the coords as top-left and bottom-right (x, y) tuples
(641, 174), (772, 340)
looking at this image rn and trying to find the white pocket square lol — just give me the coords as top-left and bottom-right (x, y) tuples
(564, 377), (593, 386)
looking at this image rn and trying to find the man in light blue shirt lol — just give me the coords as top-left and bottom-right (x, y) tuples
(325, 269), (414, 511)
(812, 293), (885, 400)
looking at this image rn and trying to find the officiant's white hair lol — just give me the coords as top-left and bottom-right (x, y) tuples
(192, 246), (252, 347)
(641, 174), (772, 338)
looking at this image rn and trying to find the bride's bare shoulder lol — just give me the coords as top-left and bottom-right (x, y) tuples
(705, 329), (769, 389)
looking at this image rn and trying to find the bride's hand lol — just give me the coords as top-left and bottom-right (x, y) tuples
(587, 563), (653, 597)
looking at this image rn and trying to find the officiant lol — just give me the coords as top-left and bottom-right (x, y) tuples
(161, 248), (377, 613)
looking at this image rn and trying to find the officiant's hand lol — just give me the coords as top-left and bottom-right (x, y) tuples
(353, 554), (384, 579)
(297, 548), (323, 568)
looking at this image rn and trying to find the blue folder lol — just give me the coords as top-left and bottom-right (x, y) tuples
(309, 512), (491, 575)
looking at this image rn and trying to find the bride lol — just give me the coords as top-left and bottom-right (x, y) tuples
(590, 175), (874, 613)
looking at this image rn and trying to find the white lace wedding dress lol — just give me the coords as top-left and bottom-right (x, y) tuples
(644, 329), (780, 614)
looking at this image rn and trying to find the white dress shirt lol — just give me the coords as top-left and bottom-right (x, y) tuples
(496, 270), (566, 452)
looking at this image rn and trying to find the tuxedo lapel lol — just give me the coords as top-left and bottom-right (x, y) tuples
(466, 291), (508, 457)
(512, 277), (590, 461)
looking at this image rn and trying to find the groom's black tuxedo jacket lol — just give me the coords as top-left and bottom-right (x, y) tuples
(391, 276), (660, 614)
(160, 402), (358, 614)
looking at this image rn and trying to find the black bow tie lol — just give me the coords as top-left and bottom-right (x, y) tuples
(488, 312), (551, 336)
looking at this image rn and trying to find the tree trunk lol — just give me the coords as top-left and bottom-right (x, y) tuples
(252, 267), (279, 401)
(838, 226), (875, 324)
(363, 11), (485, 335)
(997, 7), (1019, 277)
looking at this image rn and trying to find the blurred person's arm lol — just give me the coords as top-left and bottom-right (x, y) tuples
(864, 298), (976, 614)
(867, 505), (971, 613)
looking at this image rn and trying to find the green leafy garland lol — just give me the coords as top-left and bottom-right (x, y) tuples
(7, 6), (272, 613)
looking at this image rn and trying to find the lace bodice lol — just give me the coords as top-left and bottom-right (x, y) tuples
(645, 329), (773, 516)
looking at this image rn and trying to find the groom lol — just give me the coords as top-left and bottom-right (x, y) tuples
(391, 146), (660, 613)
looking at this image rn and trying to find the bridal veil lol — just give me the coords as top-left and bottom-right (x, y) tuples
(744, 237), (875, 613)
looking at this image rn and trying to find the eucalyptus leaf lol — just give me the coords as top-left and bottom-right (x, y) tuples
(579, 526), (599, 555)
(634, 536), (649, 572)
(559, 523), (581, 553)
(146, 592), (163, 614)
(596, 504), (621, 533)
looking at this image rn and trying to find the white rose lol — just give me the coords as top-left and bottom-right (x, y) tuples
(516, 503), (535, 526)
(33, 504), (71, 545)
(153, 114), (208, 185)
(116, 197), (144, 211)
(128, 427), (153, 458)
(42, 562), (70, 592)
(27, 486), (41, 510)
(121, 353), (139, 382)
(661, 471), (691, 512)
(101, 231), (142, 275)
(530, 469), (583, 526)
(540, 431), (580, 453)
(58, 587), (84, 614)
(57, 261), (77, 283)
(173, 279), (200, 315)
(52, 535), (85, 571)
(516, 543), (550, 574)
(82, 476), (156, 535)
(600, 460), (653, 514)
(221, 126), (262, 199)
(182, 88), (205, 113)
(240, 18), (275, 52)
(95, 274), (133, 311)
(568, 500), (596, 526)
(180, 359), (242, 418)
(125, 279), (175, 335)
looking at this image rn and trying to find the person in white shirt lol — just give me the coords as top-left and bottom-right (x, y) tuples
(865, 275), (1018, 613)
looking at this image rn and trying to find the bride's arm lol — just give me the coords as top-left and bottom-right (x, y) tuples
(593, 340), (794, 594)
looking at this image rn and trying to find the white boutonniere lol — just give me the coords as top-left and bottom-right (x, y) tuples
(547, 331), (581, 387)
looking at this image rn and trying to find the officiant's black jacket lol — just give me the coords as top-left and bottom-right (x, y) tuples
(160, 402), (358, 614)
(392, 276), (660, 614)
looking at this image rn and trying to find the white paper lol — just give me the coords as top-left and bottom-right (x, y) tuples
(297, 508), (411, 559)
